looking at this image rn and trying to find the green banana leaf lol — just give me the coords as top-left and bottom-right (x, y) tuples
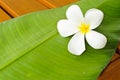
(0, 0), (120, 80)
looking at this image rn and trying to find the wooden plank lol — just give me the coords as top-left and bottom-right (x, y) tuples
(0, 8), (11, 22)
(37, 0), (78, 8)
(99, 58), (120, 80)
(117, 43), (120, 54)
(37, 0), (56, 8)
(98, 53), (120, 80)
(46, 0), (78, 7)
(110, 53), (120, 62)
(0, 0), (48, 17)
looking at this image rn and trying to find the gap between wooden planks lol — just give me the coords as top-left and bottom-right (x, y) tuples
(0, 7), (11, 22)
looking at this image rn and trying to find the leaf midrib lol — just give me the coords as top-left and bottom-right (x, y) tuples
(0, 29), (57, 70)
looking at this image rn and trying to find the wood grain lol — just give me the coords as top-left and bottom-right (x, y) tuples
(37, 0), (78, 8)
(0, 0), (48, 17)
(37, 0), (56, 8)
(45, 0), (78, 7)
(110, 53), (120, 62)
(99, 58), (120, 80)
(0, 8), (11, 22)
(117, 43), (120, 54)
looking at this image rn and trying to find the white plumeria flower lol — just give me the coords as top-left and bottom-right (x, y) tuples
(57, 5), (107, 55)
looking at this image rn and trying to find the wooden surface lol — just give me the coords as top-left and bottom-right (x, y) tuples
(0, 0), (120, 80)
(0, 0), (48, 17)
(0, 7), (11, 22)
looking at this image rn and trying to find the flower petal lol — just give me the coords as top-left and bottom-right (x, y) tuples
(85, 9), (104, 29)
(86, 31), (107, 49)
(68, 32), (85, 55)
(66, 5), (84, 24)
(57, 20), (79, 37)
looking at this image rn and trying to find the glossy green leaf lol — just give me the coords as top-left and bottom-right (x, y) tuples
(0, 0), (120, 80)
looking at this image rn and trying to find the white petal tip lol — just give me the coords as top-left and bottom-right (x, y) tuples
(93, 38), (107, 49)
(86, 31), (107, 49)
(66, 4), (84, 24)
(57, 20), (78, 37)
(67, 33), (86, 56)
(68, 49), (85, 56)
(85, 8), (104, 29)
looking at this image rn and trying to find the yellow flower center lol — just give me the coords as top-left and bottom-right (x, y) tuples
(79, 23), (90, 34)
